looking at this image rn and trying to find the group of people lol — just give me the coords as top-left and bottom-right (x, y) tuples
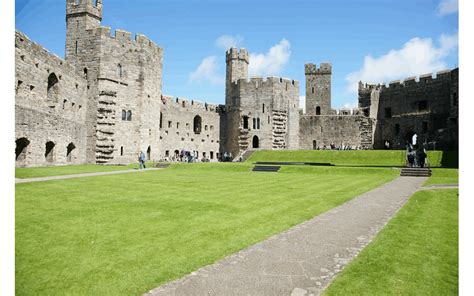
(315, 143), (369, 151)
(406, 142), (427, 168)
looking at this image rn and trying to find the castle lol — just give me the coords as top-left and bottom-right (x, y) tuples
(14, 0), (459, 167)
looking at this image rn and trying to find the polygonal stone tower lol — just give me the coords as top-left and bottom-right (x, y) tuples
(65, 0), (103, 64)
(225, 47), (249, 106)
(305, 63), (332, 115)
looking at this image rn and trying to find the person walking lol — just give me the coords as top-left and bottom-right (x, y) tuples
(139, 151), (146, 169)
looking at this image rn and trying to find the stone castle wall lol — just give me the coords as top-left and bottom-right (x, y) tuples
(15, 31), (88, 167)
(359, 69), (458, 149)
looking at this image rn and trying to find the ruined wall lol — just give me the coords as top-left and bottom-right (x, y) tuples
(299, 111), (373, 149)
(15, 31), (88, 167)
(157, 96), (221, 161)
(360, 69), (458, 150)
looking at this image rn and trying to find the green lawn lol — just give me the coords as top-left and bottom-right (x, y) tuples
(248, 150), (447, 167)
(324, 188), (458, 295)
(424, 168), (459, 186)
(16, 163), (398, 295)
(15, 162), (155, 179)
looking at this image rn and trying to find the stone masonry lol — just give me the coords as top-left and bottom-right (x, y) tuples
(14, 0), (459, 167)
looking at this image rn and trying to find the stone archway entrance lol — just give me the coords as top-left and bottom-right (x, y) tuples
(252, 135), (259, 149)
(16, 138), (30, 163)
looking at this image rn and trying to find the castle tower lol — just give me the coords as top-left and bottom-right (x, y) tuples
(65, 0), (103, 63)
(225, 48), (249, 106)
(305, 63), (332, 115)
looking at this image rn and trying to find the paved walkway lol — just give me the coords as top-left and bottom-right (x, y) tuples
(420, 183), (459, 190)
(146, 176), (426, 296)
(15, 168), (162, 184)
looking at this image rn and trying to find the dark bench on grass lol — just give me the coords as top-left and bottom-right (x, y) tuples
(255, 161), (333, 166)
(400, 167), (432, 177)
(252, 165), (281, 172)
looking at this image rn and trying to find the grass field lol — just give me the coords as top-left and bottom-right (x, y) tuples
(16, 163), (398, 295)
(15, 162), (155, 179)
(424, 168), (459, 186)
(323, 188), (458, 295)
(247, 150), (449, 167)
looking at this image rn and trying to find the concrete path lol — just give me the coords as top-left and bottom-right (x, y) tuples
(146, 176), (426, 296)
(15, 168), (162, 184)
(420, 183), (459, 190)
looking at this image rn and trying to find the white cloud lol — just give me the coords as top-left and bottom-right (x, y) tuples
(345, 33), (458, 93)
(248, 39), (291, 77)
(189, 56), (224, 85)
(215, 35), (244, 50)
(437, 0), (458, 16)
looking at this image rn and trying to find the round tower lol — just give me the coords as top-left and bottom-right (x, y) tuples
(225, 48), (249, 106)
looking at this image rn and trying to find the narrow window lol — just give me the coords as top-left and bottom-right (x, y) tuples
(384, 107), (392, 118)
(159, 112), (163, 128)
(257, 118), (260, 129)
(418, 101), (428, 112)
(210, 151), (214, 159)
(117, 64), (122, 78)
(316, 106), (321, 115)
(120, 146), (124, 156)
(243, 116), (249, 129)
(75, 41), (78, 54)
(122, 110), (126, 121)
(205, 125), (208, 131)
(126, 110), (132, 121)
(168, 121), (172, 128)
(63, 99), (67, 109)
(176, 122), (179, 129)
(253, 118), (256, 129)
(311, 87), (314, 94)
(262, 103), (265, 113)
(83, 68), (88, 80)
(268, 116), (270, 124)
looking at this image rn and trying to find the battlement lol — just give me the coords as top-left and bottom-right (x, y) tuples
(305, 63), (332, 75)
(86, 26), (163, 53)
(226, 47), (249, 64)
(161, 95), (219, 112)
(66, 0), (102, 19)
(234, 76), (299, 89)
(358, 68), (456, 93)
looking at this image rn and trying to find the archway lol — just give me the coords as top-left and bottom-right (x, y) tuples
(45, 141), (55, 163)
(252, 135), (259, 148)
(47, 73), (59, 101)
(16, 138), (30, 162)
(193, 115), (202, 134)
(67, 142), (76, 162)
(316, 106), (321, 115)
(312, 140), (317, 150)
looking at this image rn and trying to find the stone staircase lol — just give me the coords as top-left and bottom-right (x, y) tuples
(252, 165), (281, 172)
(95, 91), (117, 164)
(400, 167), (432, 177)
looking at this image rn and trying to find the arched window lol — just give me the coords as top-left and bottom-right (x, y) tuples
(316, 106), (321, 115)
(66, 143), (76, 162)
(193, 115), (202, 134)
(126, 110), (132, 121)
(83, 68), (88, 80)
(243, 116), (249, 129)
(15, 138), (30, 162)
(47, 73), (59, 101)
(117, 64), (122, 78)
(312, 140), (317, 150)
(257, 118), (260, 129)
(45, 141), (55, 163)
(122, 110), (126, 121)
(252, 135), (259, 148)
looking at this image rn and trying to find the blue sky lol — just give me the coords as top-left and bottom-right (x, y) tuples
(15, 0), (458, 109)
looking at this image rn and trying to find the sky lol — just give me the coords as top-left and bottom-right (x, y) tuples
(15, 0), (458, 110)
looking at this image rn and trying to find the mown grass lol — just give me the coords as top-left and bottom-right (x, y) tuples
(248, 150), (445, 167)
(16, 163), (398, 295)
(324, 189), (458, 295)
(424, 168), (459, 186)
(15, 161), (156, 179)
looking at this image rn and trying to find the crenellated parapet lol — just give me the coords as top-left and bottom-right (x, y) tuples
(226, 47), (249, 64)
(305, 63), (332, 75)
(232, 76), (299, 90)
(85, 26), (163, 54)
(160, 95), (220, 113)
